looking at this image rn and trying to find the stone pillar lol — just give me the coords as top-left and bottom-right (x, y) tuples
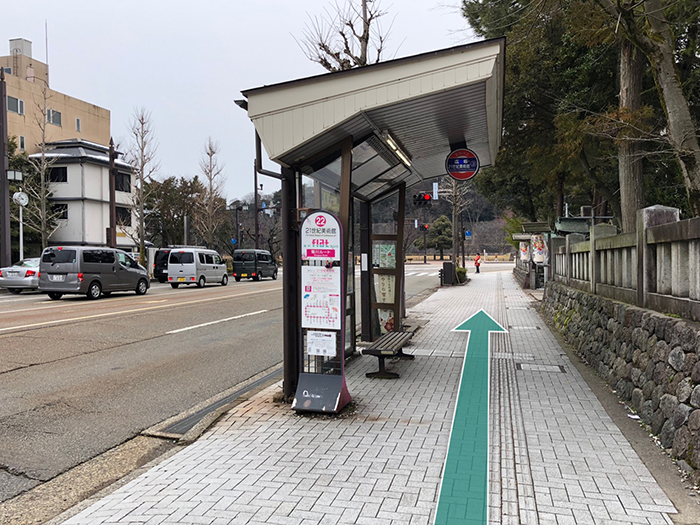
(551, 237), (565, 281)
(636, 205), (680, 307)
(590, 224), (617, 294)
(565, 234), (585, 286)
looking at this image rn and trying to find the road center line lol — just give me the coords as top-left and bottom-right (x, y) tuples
(166, 310), (269, 334)
(0, 288), (281, 334)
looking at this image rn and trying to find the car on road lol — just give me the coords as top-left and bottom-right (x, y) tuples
(232, 249), (278, 281)
(39, 246), (150, 300)
(153, 248), (171, 283)
(0, 257), (41, 294)
(167, 247), (228, 288)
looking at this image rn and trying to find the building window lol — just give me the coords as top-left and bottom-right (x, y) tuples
(2, 67), (11, 75)
(47, 166), (68, 183)
(8, 96), (24, 115)
(19, 136), (25, 151)
(116, 206), (132, 226)
(76, 118), (81, 132)
(52, 203), (68, 220)
(115, 172), (131, 193)
(47, 108), (62, 127)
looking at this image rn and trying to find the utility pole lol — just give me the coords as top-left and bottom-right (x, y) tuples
(107, 138), (117, 248)
(0, 69), (10, 267)
(254, 161), (260, 249)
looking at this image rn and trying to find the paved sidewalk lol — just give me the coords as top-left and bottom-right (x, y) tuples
(57, 272), (676, 524)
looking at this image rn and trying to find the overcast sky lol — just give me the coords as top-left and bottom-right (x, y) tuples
(6, 1), (475, 202)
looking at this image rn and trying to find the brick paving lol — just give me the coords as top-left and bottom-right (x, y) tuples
(58, 271), (676, 525)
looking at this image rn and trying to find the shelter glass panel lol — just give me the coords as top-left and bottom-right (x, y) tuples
(371, 192), (399, 235)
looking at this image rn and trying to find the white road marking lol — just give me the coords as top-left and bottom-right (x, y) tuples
(0, 288), (281, 333)
(166, 310), (268, 334)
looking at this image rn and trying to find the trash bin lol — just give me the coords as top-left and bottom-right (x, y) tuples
(442, 261), (454, 285)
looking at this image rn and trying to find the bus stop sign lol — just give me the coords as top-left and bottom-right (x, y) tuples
(446, 148), (480, 181)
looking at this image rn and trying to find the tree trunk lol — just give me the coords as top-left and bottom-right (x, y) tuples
(618, 39), (645, 232)
(643, 0), (700, 215)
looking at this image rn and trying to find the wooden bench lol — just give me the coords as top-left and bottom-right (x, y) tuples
(360, 331), (414, 379)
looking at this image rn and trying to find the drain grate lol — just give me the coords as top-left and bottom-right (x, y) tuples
(516, 363), (566, 373)
(161, 368), (282, 435)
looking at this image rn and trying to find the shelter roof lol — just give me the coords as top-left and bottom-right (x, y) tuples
(242, 38), (505, 201)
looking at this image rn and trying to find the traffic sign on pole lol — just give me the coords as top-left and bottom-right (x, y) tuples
(445, 148), (480, 181)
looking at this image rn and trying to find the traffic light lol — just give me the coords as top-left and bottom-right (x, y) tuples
(412, 192), (433, 206)
(420, 224), (430, 231)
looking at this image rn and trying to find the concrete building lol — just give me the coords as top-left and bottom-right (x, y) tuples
(1, 38), (110, 154)
(2, 38), (134, 250)
(28, 139), (136, 249)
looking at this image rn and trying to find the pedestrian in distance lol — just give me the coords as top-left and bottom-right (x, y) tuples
(474, 253), (481, 274)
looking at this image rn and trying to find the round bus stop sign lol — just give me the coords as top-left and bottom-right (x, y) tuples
(446, 148), (480, 181)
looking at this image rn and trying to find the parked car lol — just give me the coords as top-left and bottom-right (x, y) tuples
(38, 246), (150, 300)
(232, 249), (278, 281)
(0, 257), (40, 294)
(167, 248), (228, 289)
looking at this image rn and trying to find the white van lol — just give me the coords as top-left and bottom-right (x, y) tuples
(167, 248), (228, 289)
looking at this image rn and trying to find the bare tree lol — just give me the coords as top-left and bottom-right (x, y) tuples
(24, 80), (63, 249)
(440, 178), (473, 267)
(299, 0), (392, 71)
(194, 138), (226, 248)
(127, 108), (159, 263)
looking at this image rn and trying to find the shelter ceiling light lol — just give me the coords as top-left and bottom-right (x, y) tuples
(383, 132), (411, 167)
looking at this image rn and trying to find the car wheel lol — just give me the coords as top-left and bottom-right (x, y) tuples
(171, 283), (179, 289)
(221, 274), (228, 286)
(254, 273), (261, 282)
(272, 270), (278, 281)
(158, 278), (166, 284)
(136, 278), (148, 295)
(87, 281), (102, 300)
(234, 276), (241, 282)
(7, 288), (21, 294)
(197, 276), (206, 288)
(48, 292), (63, 300)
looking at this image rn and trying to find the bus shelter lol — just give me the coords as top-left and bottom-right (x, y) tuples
(240, 38), (505, 400)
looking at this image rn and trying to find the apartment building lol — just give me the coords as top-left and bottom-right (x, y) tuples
(2, 38), (135, 250)
(1, 38), (110, 153)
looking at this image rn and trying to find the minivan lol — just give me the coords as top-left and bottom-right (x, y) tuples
(232, 249), (278, 281)
(39, 246), (150, 300)
(167, 248), (228, 288)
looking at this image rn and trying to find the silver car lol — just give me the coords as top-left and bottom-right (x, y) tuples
(0, 258), (40, 294)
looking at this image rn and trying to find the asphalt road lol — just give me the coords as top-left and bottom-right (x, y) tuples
(0, 279), (284, 502)
(0, 262), (472, 507)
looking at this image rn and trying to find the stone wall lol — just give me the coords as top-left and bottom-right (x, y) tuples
(543, 281), (700, 482)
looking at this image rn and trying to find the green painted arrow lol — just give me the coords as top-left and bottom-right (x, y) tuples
(435, 309), (507, 525)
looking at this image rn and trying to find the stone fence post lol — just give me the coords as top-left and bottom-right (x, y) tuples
(636, 205), (680, 308)
(565, 234), (585, 286)
(589, 224), (617, 294)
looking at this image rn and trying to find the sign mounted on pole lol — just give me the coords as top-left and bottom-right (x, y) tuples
(293, 210), (351, 414)
(445, 148), (480, 181)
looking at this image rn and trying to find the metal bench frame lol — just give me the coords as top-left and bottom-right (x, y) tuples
(360, 331), (414, 379)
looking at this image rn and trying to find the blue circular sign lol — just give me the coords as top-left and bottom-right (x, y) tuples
(446, 148), (480, 181)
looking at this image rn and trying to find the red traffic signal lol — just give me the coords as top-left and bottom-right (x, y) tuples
(413, 192), (433, 206)
(421, 224), (430, 231)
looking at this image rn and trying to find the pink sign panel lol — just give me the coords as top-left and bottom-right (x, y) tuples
(306, 249), (336, 258)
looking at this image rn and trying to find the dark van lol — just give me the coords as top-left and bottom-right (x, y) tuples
(39, 246), (150, 300)
(232, 249), (277, 281)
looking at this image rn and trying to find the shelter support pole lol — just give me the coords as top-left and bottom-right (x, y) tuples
(281, 166), (300, 398)
(338, 138), (353, 354)
(395, 183), (406, 328)
(360, 200), (372, 342)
